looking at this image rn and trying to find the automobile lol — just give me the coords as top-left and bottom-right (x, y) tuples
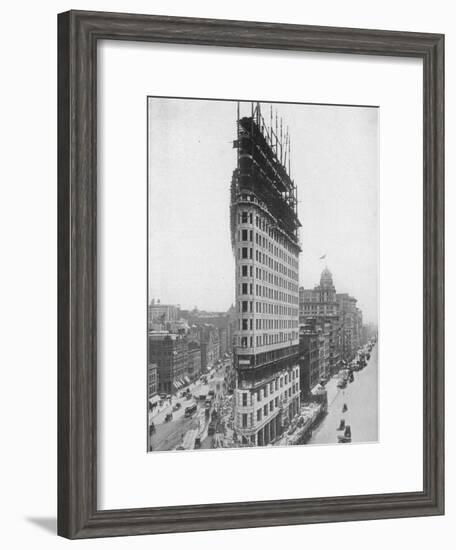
(166, 394), (172, 401)
(208, 390), (215, 397)
(185, 404), (197, 418)
(165, 413), (173, 422)
(172, 403), (181, 411)
(159, 393), (167, 399)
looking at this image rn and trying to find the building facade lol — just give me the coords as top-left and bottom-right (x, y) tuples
(299, 267), (338, 320)
(230, 104), (301, 445)
(318, 321), (331, 380)
(147, 362), (158, 401)
(148, 332), (188, 394)
(148, 301), (180, 329)
(299, 323), (321, 398)
(299, 268), (342, 377)
(199, 324), (220, 372)
(187, 342), (202, 380)
(336, 293), (358, 361)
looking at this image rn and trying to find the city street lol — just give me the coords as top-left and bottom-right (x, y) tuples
(148, 345), (378, 451)
(149, 360), (230, 451)
(308, 344), (378, 445)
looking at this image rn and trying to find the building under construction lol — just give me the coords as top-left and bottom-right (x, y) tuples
(230, 102), (302, 446)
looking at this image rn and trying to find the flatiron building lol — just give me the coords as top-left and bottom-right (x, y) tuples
(230, 103), (301, 446)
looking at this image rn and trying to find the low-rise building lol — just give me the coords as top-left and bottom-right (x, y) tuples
(148, 332), (188, 394)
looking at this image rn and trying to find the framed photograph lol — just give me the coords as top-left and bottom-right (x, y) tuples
(58, 10), (444, 539)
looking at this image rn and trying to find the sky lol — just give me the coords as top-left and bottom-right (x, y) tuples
(148, 98), (378, 324)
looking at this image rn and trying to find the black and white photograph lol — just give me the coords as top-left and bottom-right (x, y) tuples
(0, 0), (448, 545)
(147, 97), (379, 452)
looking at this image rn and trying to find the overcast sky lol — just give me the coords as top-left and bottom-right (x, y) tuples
(148, 98), (378, 324)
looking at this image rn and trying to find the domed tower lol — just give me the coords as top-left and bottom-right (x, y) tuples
(319, 267), (336, 304)
(320, 267), (333, 288)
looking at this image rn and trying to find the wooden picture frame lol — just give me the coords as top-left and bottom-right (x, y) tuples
(57, 9), (444, 539)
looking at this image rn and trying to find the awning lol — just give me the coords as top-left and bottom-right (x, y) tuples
(179, 377), (187, 387)
(183, 376), (191, 384)
(173, 381), (181, 390)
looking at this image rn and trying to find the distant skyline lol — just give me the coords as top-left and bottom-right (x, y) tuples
(148, 98), (378, 324)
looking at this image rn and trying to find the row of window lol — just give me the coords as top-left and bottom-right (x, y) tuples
(255, 333), (294, 345)
(239, 282), (297, 305)
(237, 245), (298, 282)
(238, 389), (300, 428)
(237, 210), (299, 265)
(300, 305), (337, 314)
(254, 266), (298, 291)
(253, 232), (298, 275)
(238, 374), (299, 407)
(255, 318), (298, 330)
(237, 317), (298, 331)
(238, 300), (298, 317)
(239, 264), (297, 292)
(254, 284), (298, 303)
(240, 397), (297, 428)
(299, 293), (336, 302)
(256, 301), (298, 316)
(237, 332), (298, 348)
(254, 215), (299, 266)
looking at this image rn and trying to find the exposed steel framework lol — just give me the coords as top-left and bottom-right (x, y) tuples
(230, 102), (301, 251)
